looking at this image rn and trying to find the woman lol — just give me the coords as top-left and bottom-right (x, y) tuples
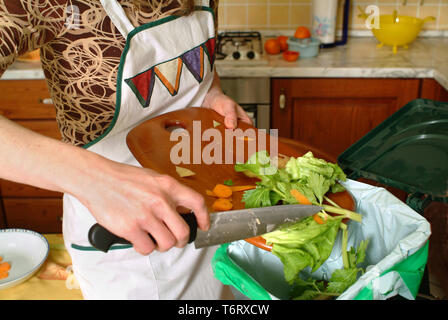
(0, 0), (251, 299)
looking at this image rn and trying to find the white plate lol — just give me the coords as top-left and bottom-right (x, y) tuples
(0, 229), (49, 290)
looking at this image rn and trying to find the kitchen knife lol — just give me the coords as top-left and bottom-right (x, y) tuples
(88, 204), (323, 253)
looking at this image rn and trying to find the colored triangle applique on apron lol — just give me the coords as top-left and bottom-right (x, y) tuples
(181, 46), (204, 83)
(202, 37), (216, 68)
(124, 68), (156, 108)
(154, 58), (183, 96)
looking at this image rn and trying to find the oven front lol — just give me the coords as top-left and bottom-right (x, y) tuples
(219, 77), (271, 131)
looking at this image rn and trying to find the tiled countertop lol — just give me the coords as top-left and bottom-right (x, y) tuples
(2, 37), (448, 91)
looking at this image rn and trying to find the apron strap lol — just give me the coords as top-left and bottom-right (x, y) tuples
(100, 0), (134, 38)
(196, 0), (210, 7)
(100, 0), (211, 38)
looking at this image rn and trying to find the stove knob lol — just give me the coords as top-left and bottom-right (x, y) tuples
(232, 51), (241, 60)
(246, 51), (255, 60)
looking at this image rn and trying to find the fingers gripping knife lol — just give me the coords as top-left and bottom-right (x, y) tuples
(88, 205), (323, 252)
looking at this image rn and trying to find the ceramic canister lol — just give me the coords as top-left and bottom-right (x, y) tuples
(312, 0), (339, 44)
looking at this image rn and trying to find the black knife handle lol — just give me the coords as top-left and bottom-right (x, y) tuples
(88, 212), (198, 253)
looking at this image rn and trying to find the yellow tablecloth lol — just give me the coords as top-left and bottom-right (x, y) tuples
(0, 234), (83, 300)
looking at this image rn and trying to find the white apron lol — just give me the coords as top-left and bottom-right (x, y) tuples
(62, 0), (230, 300)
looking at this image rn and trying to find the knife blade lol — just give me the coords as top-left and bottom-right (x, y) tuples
(88, 204), (323, 252)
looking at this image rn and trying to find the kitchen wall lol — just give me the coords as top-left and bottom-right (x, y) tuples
(217, 0), (448, 33)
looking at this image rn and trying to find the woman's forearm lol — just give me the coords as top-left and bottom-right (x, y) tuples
(0, 115), (211, 254)
(0, 115), (101, 197)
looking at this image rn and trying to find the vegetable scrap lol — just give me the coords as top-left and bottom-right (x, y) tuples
(208, 181), (256, 211)
(212, 198), (233, 212)
(234, 150), (369, 299)
(175, 166), (196, 178)
(0, 258), (11, 280)
(212, 184), (233, 198)
(290, 189), (312, 205)
(313, 213), (326, 225)
(213, 120), (221, 128)
(207, 183), (256, 211)
(210, 184), (233, 211)
(230, 185), (256, 192)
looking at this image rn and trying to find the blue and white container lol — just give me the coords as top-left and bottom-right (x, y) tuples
(312, 0), (338, 44)
(287, 37), (321, 58)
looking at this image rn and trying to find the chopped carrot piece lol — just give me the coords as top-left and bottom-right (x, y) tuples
(0, 271), (8, 280)
(230, 185), (256, 192)
(212, 198), (233, 212)
(290, 189), (312, 205)
(0, 256), (2, 262)
(212, 184), (233, 198)
(313, 214), (325, 225)
(0, 262), (11, 272)
(206, 190), (217, 197)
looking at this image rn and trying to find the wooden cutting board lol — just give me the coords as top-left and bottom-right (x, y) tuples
(127, 107), (354, 250)
(128, 107), (328, 210)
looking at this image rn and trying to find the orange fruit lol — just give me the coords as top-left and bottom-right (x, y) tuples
(294, 26), (311, 39)
(264, 38), (281, 55)
(282, 50), (299, 62)
(276, 36), (289, 52)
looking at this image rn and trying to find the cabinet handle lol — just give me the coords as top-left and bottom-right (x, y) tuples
(279, 89), (286, 110)
(39, 98), (53, 105)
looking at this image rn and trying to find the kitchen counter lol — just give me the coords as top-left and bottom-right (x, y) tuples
(2, 37), (448, 91)
(214, 37), (448, 92)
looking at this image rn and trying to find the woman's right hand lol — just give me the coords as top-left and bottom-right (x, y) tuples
(72, 156), (210, 255)
(0, 116), (207, 255)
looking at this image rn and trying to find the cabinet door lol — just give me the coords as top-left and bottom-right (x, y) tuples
(271, 78), (420, 159)
(0, 199), (5, 228)
(0, 80), (56, 119)
(420, 79), (448, 102)
(0, 79), (63, 232)
(3, 198), (63, 233)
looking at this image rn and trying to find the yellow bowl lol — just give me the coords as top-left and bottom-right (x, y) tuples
(359, 8), (435, 53)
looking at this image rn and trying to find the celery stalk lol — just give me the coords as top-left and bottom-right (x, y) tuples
(323, 195), (341, 208)
(340, 223), (349, 269)
(321, 204), (362, 223)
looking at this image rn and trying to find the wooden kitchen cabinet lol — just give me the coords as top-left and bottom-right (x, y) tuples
(0, 198), (5, 229)
(420, 78), (448, 102)
(3, 198), (63, 233)
(0, 79), (63, 233)
(271, 78), (421, 159)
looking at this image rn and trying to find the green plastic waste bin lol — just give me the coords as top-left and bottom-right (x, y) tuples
(212, 179), (431, 300)
(337, 98), (448, 213)
(212, 99), (444, 300)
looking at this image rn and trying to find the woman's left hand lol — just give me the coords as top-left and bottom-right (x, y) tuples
(201, 73), (253, 129)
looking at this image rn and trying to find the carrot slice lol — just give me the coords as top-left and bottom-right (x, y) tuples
(0, 256), (2, 262)
(212, 184), (233, 198)
(212, 198), (233, 212)
(290, 189), (312, 205)
(0, 262), (11, 272)
(313, 214), (325, 225)
(230, 185), (256, 192)
(0, 271), (8, 280)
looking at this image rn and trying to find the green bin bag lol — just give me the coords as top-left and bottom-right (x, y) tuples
(211, 179), (431, 300)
